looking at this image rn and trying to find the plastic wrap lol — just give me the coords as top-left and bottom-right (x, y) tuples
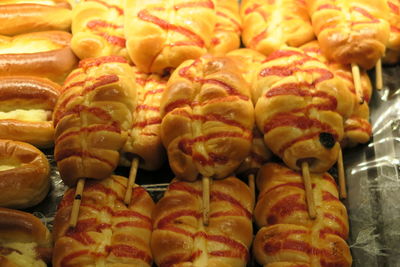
(25, 66), (400, 266)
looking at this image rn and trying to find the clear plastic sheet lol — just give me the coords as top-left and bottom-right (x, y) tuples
(25, 66), (400, 266)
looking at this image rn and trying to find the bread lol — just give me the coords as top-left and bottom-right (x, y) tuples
(253, 46), (354, 173)
(0, 207), (52, 267)
(0, 31), (78, 84)
(71, 0), (128, 59)
(208, 0), (242, 56)
(53, 175), (154, 267)
(124, 0), (217, 73)
(240, 0), (315, 56)
(383, 0), (400, 64)
(122, 68), (167, 171)
(252, 163), (351, 267)
(301, 41), (372, 147)
(160, 55), (254, 181)
(0, 139), (50, 209)
(53, 56), (137, 187)
(0, 1), (71, 36)
(0, 76), (60, 147)
(151, 177), (253, 267)
(307, 0), (390, 69)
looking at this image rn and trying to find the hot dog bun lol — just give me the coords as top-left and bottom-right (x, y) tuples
(0, 31), (78, 84)
(0, 76), (60, 147)
(0, 139), (50, 209)
(0, 207), (52, 267)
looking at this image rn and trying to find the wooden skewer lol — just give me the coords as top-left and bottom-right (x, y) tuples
(351, 63), (364, 104)
(69, 178), (86, 228)
(375, 59), (383, 90)
(338, 147), (347, 199)
(202, 176), (210, 226)
(301, 162), (316, 219)
(124, 157), (140, 205)
(248, 173), (256, 209)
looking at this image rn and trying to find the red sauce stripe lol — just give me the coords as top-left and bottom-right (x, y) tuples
(164, 99), (191, 113)
(206, 234), (249, 260)
(57, 104), (113, 124)
(174, 1), (214, 10)
(168, 182), (202, 196)
(251, 29), (267, 47)
(83, 74), (120, 95)
(79, 56), (128, 69)
(88, 0), (124, 15)
(389, 1), (400, 14)
(157, 210), (201, 229)
(158, 252), (191, 267)
(137, 9), (205, 48)
(267, 194), (307, 225)
(132, 117), (162, 128)
(64, 70), (85, 85)
(202, 78), (249, 101)
(351, 6), (379, 21)
(317, 4), (341, 11)
(87, 20), (123, 30)
(157, 225), (194, 237)
(211, 191), (252, 219)
(95, 31), (126, 47)
(264, 239), (311, 254)
(323, 212), (347, 233)
(264, 182), (305, 195)
(322, 173), (339, 188)
(136, 104), (160, 112)
(262, 49), (305, 63)
(278, 132), (320, 155)
(106, 244), (152, 264)
(210, 210), (250, 219)
(60, 250), (91, 267)
(55, 124), (120, 145)
(55, 149), (115, 167)
(113, 210), (152, 224)
(391, 25), (400, 33)
(143, 88), (164, 99)
(216, 11), (242, 31)
(209, 250), (246, 259)
(322, 191), (339, 201)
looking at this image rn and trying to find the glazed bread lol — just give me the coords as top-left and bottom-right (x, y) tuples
(0, 31), (78, 84)
(53, 175), (155, 267)
(240, 0), (315, 56)
(384, 0), (400, 64)
(53, 56), (137, 187)
(307, 0), (390, 69)
(0, 1), (71, 36)
(160, 55), (254, 181)
(253, 163), (351, 267)
(0, 207), (52, 267)
(235, 127), (272, 176)
(71, 0), (128, 59)
(0, 139), (50, 209)
(253, 46), (354, 173)
(125, 0), (217, 73)
(151, 177), (253, 267)
(122, 68), (167, 171)
(301, 41), (372, 147)
(0, 76), (60, 147)
(208, 0), (242, 56)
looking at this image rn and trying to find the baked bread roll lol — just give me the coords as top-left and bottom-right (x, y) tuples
(0, 31), (78, 84)
(0, 1), (71, 36)
(301, 41), (372, 148)
(384, 0), (400, 64)
(124, 0), (217, 73)
(253, 163), (351, 267)
(253, 46), (353, 173)
(53, 175), (154, 267)
(240, 0), (315, 56)
(160, 55), (254, 181)
(122, 68), (167, 171)
(151, 177), (253, 267)
(0, 76), (60, 147)
(208, 0), (241, 56)
(53, 56), (137, 187)
(307, 0), (390, 69)
(0, 139), (50, 209)
(0, 207), (52, 267)
(71, 0), (128, 59)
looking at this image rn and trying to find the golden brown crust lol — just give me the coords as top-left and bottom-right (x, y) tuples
(252, 163), (351, 267)
(240, 0), (315, 56)
(0, 139), (50, 209)
(122, 68), (167, 171)
(53, 56), (137, 187)
(383, 0), (400, 64)
(71, 0), (128, 59)
(124, 0), (217, 73)
(254, 46), (353, 172)
(0, 1), (71, 36)
(53, 175), (154, 267)
(151, 177), (253, 267)
(208, 0), (242, 56)
(160, 55), (254, 181)
(0, 31), (78, 84)
(300, 41), (372, 148)
(307, 0), (390, 69)
(0, 76), (60, 147)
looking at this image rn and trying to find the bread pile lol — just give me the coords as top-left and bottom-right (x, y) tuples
(2, 0), (398, 266)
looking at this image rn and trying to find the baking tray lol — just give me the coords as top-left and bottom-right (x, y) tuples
(25, 65), (400, 267)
